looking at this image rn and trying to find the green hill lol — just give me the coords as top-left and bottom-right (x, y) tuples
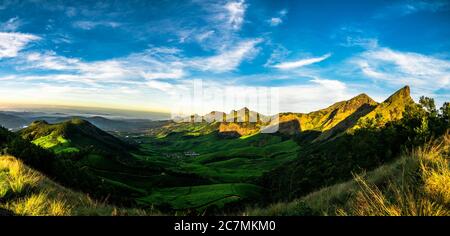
(18, 118), (134, 154)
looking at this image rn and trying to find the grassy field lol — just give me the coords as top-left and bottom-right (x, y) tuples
(32, 133), (80, 154)
(0, 155), (160, 216)
(134, 131), (300, 183)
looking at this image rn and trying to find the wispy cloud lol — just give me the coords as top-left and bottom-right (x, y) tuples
(0, 17), (22, 31)
(272, 53), (332, 70)
(0, 32), (40, 59)
(342, 37), (379, 49)
(195, 30), (215, 42)
(268, 17), (282, 26)
(72, 20), (122, 30)
(12, 37), (261, 87)
(351, 46), (450, 99)
(225, 0), (247, 30)
(267, 9), (288, 27)
(191, 38), (262, 72)
(375, 0), (449, 18)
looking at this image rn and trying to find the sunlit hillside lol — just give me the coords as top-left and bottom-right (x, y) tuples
(0, 155), (160, 216)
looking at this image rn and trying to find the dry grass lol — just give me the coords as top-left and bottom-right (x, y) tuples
(0, 155), (160, 216)
(245, 132), (450, 216)
(339, 132), (450, 216)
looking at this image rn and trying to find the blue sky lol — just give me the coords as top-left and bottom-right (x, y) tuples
(0, 0), (449, 114)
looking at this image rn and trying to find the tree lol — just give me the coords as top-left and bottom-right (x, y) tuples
(439, 102), (450, 124)
(419, 96), (437, 117)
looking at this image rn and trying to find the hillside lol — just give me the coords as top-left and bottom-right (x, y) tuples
(272, 93), (378, 136)
(0, 155), (159, 216)
(246, 132), (450, 216)
(353, 86), (414, 129)
(169, 86), (412, 141)
(18, 118), (134, 154)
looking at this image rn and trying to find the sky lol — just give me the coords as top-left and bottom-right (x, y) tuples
(0, 0), (449, 115)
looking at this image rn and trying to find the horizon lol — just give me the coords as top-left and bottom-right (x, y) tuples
(1, 0), (449, 114)
(0, 84), (415, 119)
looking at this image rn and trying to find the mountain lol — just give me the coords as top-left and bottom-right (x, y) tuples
(0, 110), (167, 133)
(0, 112), (28, 130)
(356, 86), (414, 128)
(218, 107), (271, 137)
(314, 86), (414, 141)
(18, 118), (134, 154)
(168, 86), (415, 140)
(270, 93), (378, 135)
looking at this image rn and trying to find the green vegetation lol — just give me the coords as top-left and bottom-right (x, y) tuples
(246, 132), (449, 216)
(0, 86), (448, 216)
(138, 183), (263, 214)
(18, 118), (134, 154)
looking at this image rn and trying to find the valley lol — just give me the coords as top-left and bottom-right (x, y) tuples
(0, 86), (449, 215)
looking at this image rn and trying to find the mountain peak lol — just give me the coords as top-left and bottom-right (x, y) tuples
(348, 93), (378, 106)
(352, 93), (373, 101)
(385, 85), (411, 102)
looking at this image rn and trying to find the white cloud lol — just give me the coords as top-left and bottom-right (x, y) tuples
(0, 32), (40, 58)
(72, 21), (121, 30)
(0, 17), (22, 31)
(141, 69), (185, 80)
(268, 17), (282, 26)
(196, 30), (215, 42)
(267, 9), (287, 27)
(146, 80), (174, 92)
(191, 38), (262, 72)
(264, 45), (290, 67)
(276, 79), (351, 112)
(352, 47), (450, 105)
(272, 53), (331, 70)
(225, 0), (246, 30)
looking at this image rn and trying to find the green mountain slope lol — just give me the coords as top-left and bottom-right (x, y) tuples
(18, 118), (134, 154)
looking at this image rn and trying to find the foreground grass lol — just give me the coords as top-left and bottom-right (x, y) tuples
(0, 155), (161, 216)
(246, 132), (450, 216)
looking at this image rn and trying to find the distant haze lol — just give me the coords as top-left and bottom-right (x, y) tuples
(0, 104), (171, 120)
